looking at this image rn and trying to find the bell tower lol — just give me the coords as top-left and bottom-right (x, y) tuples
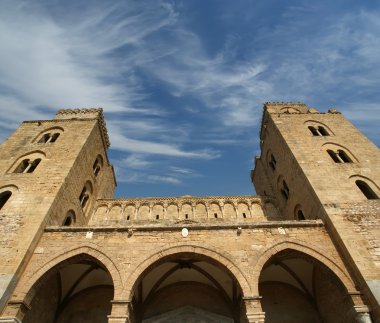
(0, 108), (116, 311)
(252, 102), (380, 319)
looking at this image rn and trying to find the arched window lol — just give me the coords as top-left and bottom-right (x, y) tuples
(318, 126), (329, 136)
(14, 158), (41, 173)
(327, 150), (340, 163)
(50, 133), (60, 143)
(297, 210), (305, 220)
(38, 133), (51, 143)
(308, 126), (320, 136)
(308, 125), (330, 136)
(327, 149), (352, 163)
(281, 180), (289, 200)
(355, 180), (378, 200)
(269, 153), (277, 171)
(63, 210), (76, 226)
(36, 129), (62, 144)
(93, 155), (103, 177)
(338, 150), (352, 163)
(79, 181), (93, 209)
(0, 191), (12, 210)
(79, 188), (89, 208)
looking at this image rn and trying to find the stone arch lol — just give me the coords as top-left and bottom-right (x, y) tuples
(16, 245), (123, 305)
(251, 241), (355, 295)
(8, 151), (46, 173)
(125, 243), (252, 300)
(349, 174), (380, 191)
(281, 107), (301, 114)
(209, 201), (222, 218)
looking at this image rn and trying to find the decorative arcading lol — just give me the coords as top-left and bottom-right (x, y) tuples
(55, 108), (110, 148)
(89, 195), (268, 225)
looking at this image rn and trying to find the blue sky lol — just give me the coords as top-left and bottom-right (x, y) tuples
(0, 0), (379, 198)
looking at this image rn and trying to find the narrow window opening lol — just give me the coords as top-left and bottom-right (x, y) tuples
(79, 187), (89, 208)
(127, 215), (130, 221)
(0, 191), (12, 210)
(318, 126), (329, 136)
(27, 158), (41, 173)
(356, 180), (378, 200)
(38, 133), (51, 143)
(297, 210), (306, 220)
(156, 214), (159, 220)
(327, 150), (341, 163)
(243, 212), (247, 218)
(63, 210), (75, 226)
(281, 180), (290, 200)
(63, 216), (72, 226)
(214, 213), (218, 218)
(14, 159), (30, 173)
(338, 150), (352, 163)
(308, 126), (320, 136)
(50, 133), (60, 143)
(185, 214), (188, 219)
(269, 154), (277, 171)
(93, 156), (103, 177)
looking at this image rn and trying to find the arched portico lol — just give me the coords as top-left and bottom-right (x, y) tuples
(123, 244), (254, 323)
(253, 242), (371, 322)
(2, 246), (123, 323)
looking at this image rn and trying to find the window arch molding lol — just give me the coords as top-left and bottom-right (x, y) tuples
(280, 107), (301, 114)
(349, 175), (380, 200)
(33, 126), (64, 144)
(8, 151), (46, 174)
(322, 143), (358, 163)
(304, 120), (334, 136)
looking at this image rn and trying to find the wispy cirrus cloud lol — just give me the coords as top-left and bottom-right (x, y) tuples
(0, 0), (379, 194)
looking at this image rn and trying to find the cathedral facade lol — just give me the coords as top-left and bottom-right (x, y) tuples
(0, 102), (379, 322)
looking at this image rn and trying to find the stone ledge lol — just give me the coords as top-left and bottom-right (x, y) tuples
(45, 219), (324, 232)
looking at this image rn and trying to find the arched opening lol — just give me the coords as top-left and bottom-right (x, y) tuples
(131, 252), (243, 322)
(93, 155), (103, 177)
(63, 210), (76, 226)
(23, 254), (114, 323)
(0, 191), (12, 210)
(308, 126), (320, 136)
(356, 180), (379, 200)
(79, 181), (93, 209)
(259, 249), (355, 323)
(317, 126), (329, 136)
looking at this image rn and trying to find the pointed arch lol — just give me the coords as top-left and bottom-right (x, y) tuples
(251, 241), (355, 295)
(14, 246), (123, 306)
(124, 243), (252, 300)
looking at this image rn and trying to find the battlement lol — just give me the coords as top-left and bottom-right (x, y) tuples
(55, 108), (110, 148)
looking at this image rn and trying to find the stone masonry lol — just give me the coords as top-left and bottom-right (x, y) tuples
(0, 103), (379, 322)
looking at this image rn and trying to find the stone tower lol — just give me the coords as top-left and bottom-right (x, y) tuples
(0, 109), (116, 310)
(0, 104), (378, 322)
(252, 102), (380, 319)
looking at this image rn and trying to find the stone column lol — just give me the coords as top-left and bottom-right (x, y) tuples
(108, 300), (132, 323)
(242, 296), (265, 323)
